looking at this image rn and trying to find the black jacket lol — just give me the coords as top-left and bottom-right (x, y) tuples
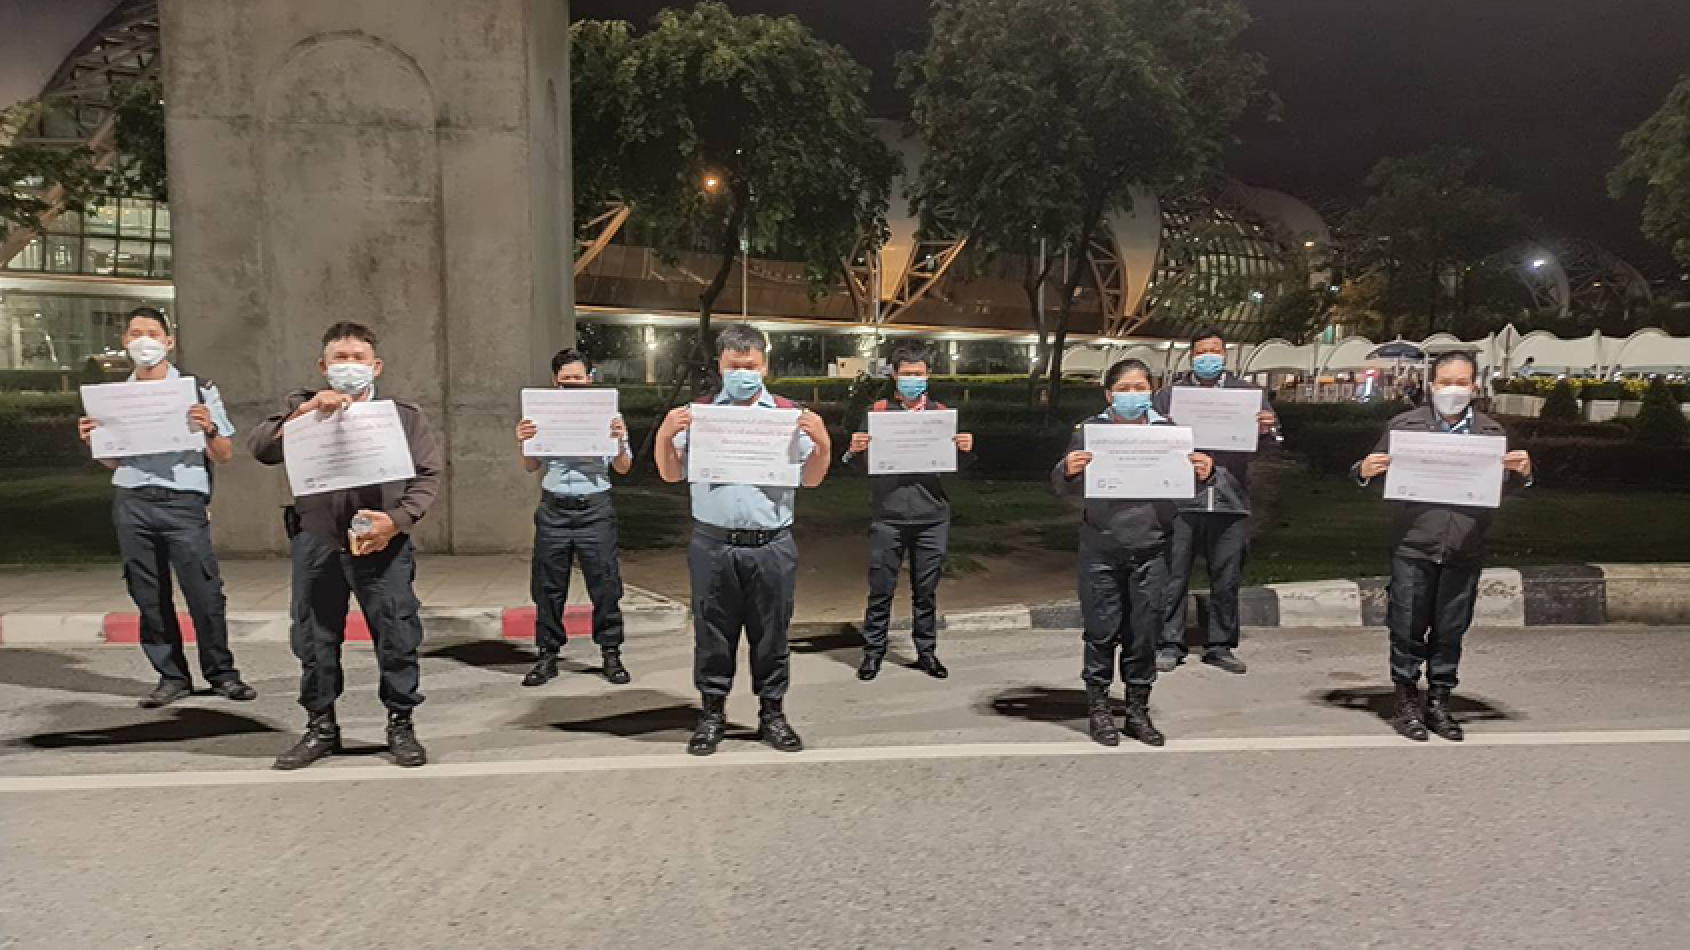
(1051, 412), (1198, 555)
(1152, 372), (1274, 516)
(843, 398), (971, 525)
(249, 390), (443, 547)
(1352, 406), (1529, 565)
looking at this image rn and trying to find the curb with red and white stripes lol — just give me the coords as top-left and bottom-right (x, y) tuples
(0, 603), (689, 646)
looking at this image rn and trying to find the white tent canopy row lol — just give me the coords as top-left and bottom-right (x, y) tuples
(1061, 327), (1690, 379)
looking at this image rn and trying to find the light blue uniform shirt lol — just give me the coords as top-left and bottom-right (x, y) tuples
(673, 388), (815, 530)
(538, 421), (629, 497)
(111, 364), (234, 496)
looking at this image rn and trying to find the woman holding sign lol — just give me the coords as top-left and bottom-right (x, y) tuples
(515, 349), (635, 688)
(76, 306), (255, 709)
(1352, 352), (1533, 742)
(1053, 359), (1214, 747)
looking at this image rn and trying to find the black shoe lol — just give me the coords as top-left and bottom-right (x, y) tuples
(1086, 683), (1120, 747)
(857, 653), (883, 681)
(1392, 682), (1430, 742)
(601, 648), (632, 685)
(522, 650), (559, 687)
(688, 695), (728, 756)
(1155, 648), (1183, 673)
(1424, 686), (1465, 742)
(386, 712), (427, 767)
(138, 679), (192, 709)
(1202, 647), (1247, 674)
(916, 653), (949, 679)
(758, 698), (804, 752)
(273, 709), (342, 770)
(1123, 685), (1165, 747)
(211, 678), (256, 701)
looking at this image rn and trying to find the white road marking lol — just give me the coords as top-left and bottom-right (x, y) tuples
(3, 729), (1688, 793)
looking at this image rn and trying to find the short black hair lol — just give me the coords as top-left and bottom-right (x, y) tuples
(1431, 351), (1478, 378)
(888, 341), (933, 372)
(716, 323), (768, 356)
(322, 321), (377, 349)
(127, 306), (172, 335)
(551, 348), (592, 375)
(1189, 326), (1225, 348)
(1103, 358), (1153, 389)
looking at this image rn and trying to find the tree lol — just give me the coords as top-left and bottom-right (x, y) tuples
(902, 0), (1268, 409)
(1258, 246), (1331, 344)
(1633, 376), (1689, 445)
(1611, 75), (1690, 269)
(573, 4), (897, 390)
(1344, 148), (1530, 338)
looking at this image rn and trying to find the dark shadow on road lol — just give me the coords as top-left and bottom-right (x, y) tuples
(0, 648), (152, 697)
(980, 686), (1123, 738)
(16, 705), (285, 752)
(790, 625), (868, 670)
(517, 689), (740, 742)
(424, 640), (536, 674)
(1311, 687), (1522, 724)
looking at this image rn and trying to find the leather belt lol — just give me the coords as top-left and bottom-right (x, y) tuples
(122, 485), (206, 503)
(542, 492), (601, 512)
(693, 522), (789, 547)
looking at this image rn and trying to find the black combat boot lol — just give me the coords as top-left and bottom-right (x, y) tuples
(857, 652), (883, 681)
(1392, 682), (1430, 741)
(386, 711), (427, 767)
(916, 653), (950, 679)
(1086, 683), (1120, 747)
(273, 708), (342, 770)
(601, 648), (632, 685)
(1424, 685), (1464, 742)
(758, 697), (804, 752)
(688, 695), (728, 756)
(522, 650), (559, 687)
(1123, 685), (1165, 747)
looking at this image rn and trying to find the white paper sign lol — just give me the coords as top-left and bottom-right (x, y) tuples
(1384, 431), (1506, 509)
(867, 409), (957, 475)
(1169, 386), (1262, 452)
(282, 400), (417, 497)
(80, 377), (207, 459)
(521, 388), (620, 458)
(1083, 424), (1196, 499)
(686, 404), (805, 487)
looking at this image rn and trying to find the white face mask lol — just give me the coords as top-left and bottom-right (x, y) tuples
(1432, 385), (1473, 417)
(126, 337), (169, 369)
(325, 361), (375, 395)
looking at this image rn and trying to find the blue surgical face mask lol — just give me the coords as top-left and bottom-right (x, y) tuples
(325, 361), (375, 395)
(895, 376), (929, 402)
(1193, 353), (1226, 380)
(722, 368), (764, 402)
(1110, 391), (1153, 420)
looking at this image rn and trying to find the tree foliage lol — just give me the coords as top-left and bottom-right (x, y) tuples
(902, 0), (1268, 407)
(1344, 148), (1531, 338)
(1634, 375), (1690, 445)
(1611, 74), (1690, 269)
(572, 2), (897, 378)
(1540, 378), (1581, 422)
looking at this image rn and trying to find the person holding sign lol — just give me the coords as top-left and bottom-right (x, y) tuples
(515, 349), (634, 688)
(840, 342), (974, 681)
(1054, 359), (1214, 747)
(249, 322), (442, 770)
(75, 306), (254, 708)
(1352, 351), (1533, 743)
(1151, 328), (1278, 676)
(655, 324), (831, 756)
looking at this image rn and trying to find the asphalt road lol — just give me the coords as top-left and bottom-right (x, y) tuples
(2, 625), (1687, 950)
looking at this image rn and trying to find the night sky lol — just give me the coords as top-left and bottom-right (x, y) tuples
(573, 0), (1690, 275)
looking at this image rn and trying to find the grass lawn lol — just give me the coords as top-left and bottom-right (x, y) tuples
(4, 463), (1686, 586)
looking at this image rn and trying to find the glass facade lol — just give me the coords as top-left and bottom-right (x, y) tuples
(0, 289), (171, 373)
(1139, 194), (1293, 343)
(4, 196), (174, 279)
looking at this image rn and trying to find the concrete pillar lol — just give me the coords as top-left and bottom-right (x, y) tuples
(161, 0), (573, 554)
